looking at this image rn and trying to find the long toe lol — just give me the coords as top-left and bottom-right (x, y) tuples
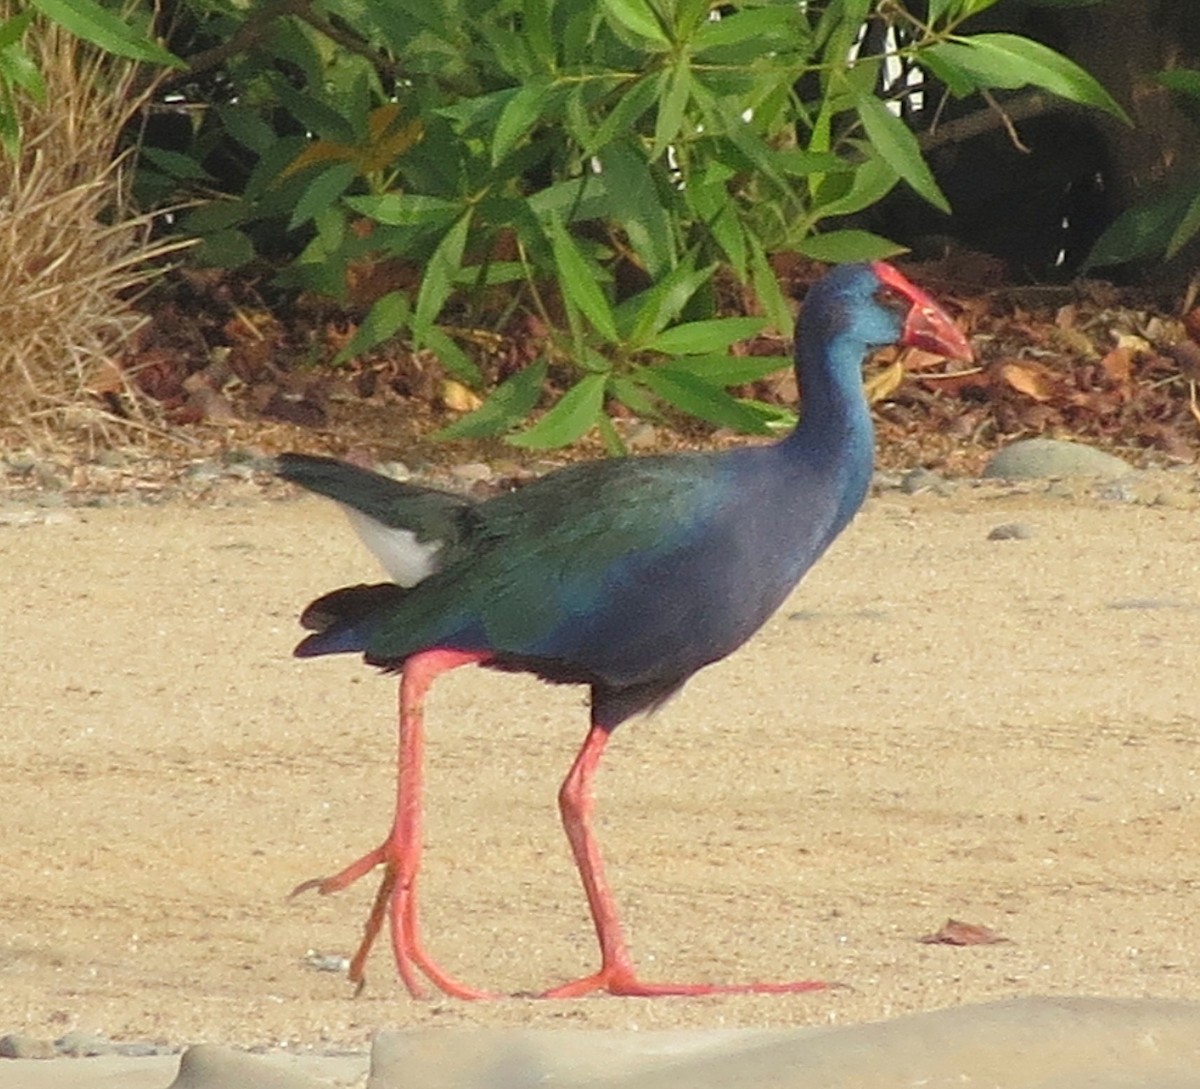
(540, 966), (831, 999)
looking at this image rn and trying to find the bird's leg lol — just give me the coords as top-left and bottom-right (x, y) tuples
(541, 723), (829, 999)
(291, 648), (497, 1000)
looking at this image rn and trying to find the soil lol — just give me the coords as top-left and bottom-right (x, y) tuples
(2, 476), (1199, 1051)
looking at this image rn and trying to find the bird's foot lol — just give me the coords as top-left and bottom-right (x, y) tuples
(290, 843), (499, 1001)
(538, 962), (830, 999)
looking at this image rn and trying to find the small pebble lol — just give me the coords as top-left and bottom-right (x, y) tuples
(624, 421), (660, 451)
(987, 522), (1034, 541)
(900, 468), (951, 496)
(303, 951), (351, 973)
(450, 462), (493, 485)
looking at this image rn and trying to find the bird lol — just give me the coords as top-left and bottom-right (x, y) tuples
(276, 261), (972, 1000)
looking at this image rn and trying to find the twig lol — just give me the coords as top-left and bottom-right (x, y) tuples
(915, 91), (1070, 152)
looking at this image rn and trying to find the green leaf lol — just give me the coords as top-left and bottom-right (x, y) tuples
(332, 291), (411, 365)
(796, 230), (907, 263)
(774, 149), (850, 177)
(609, 374), (660, 418)
(599, 141), (675, 279)
(0, 37), (43, 98)
(663, 353), (791, 385)
(138, 146), (214, 182)
(493, 82), (552, 166)
(289, 162), (357, 229)
(0, 10), (34, 52)
(596, 413), (627, 456)
(1167, 189), (1200, 259)
(1158, 69), (1200, 101)
(0, 81), (20, 157)
(422, 325), (484, 385)
(509, 371), (608, 448)
(652, 62), (691, 160)
(648, 317), (766, 356)
(931, 34), (1128, 121)
(601, 0), (670, 48)
(547, 219), (618, 343)
(809, 152), (899, 220)
(619, 256), (715, 345)
(218, 104), (278, 152)
(413, 210), (473, 342)
(346, 193), (463, 228)
(638, 367), (773, 433)
(30, 0), (180, 65)
(190, 229), (256, 269)
(1084, 185), (1196, 268)
(436, 359), (549, 440)
(747, 233), (792, 338)
(852, 90), (950, 213)
(587, 74), (661, 155)
(693, 6), (803, 61)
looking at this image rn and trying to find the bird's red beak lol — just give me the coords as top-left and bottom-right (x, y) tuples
(871, 261), (973, 362)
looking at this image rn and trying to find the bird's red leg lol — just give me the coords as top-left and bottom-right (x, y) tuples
(541, 723), (828, 998)
(292, 648), (498, 1000)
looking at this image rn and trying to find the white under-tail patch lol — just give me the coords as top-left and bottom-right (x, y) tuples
(339, 505), (442, 587)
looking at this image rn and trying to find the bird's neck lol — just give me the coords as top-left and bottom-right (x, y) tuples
(776, 334), (876, 528)
(785, 334), (874, 453)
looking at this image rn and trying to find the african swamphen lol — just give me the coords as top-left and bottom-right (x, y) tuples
(277, 261), (971, 1000)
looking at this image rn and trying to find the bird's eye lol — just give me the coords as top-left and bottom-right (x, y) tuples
(876, 287), (908, 317)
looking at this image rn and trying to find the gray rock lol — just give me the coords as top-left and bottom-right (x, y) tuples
(55, 1030), (113, 1056)
(115, 1040), (172, 1057)
(988, 522), (1034, 541)
(363, 997), (1200, 1089)
(168, 1044), (329, 1089)
(0, 1033), (57, 1059)
(365, 1027), (792, 1089)
(983, 439), (1133, 481)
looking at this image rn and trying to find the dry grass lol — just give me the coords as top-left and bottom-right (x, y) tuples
(0, 16), (189, 447)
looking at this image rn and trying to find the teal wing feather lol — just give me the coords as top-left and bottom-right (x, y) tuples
(361, 452), (728, 665)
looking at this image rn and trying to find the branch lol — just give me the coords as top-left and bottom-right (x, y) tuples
(915, 91), (1079, 152)
(161, 0), (399, 91)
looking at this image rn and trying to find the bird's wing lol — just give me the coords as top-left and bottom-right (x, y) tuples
(360, 452), (757, 681)
(276, 453), (477, 587)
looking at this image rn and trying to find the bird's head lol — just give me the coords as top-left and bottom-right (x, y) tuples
(798, 262), (972, 369)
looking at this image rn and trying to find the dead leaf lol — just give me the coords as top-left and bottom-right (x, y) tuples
(1182, 307), (1200, 344)
(865, 359), (904, 403)
(998, 361), (1054, 402)
(1098, 345), (1133, 386)
(919, 918), (1010, 946)
(899, 347), (954, 372)
(442, 379), (483, 413)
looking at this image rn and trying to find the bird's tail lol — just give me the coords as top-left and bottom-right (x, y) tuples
(294, 582), (408, 657)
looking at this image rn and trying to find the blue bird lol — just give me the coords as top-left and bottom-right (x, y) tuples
(276, 261), (972, 1000)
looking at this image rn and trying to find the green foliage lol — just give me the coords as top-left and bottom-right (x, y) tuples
(1087, 68), (1200, 268)
(10, 0), (1123, 446)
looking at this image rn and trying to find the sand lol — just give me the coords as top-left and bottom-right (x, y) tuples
(2, 477), (1199, 1084)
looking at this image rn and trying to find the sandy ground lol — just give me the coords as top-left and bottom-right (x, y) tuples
(2, 479), (1199, 1054)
